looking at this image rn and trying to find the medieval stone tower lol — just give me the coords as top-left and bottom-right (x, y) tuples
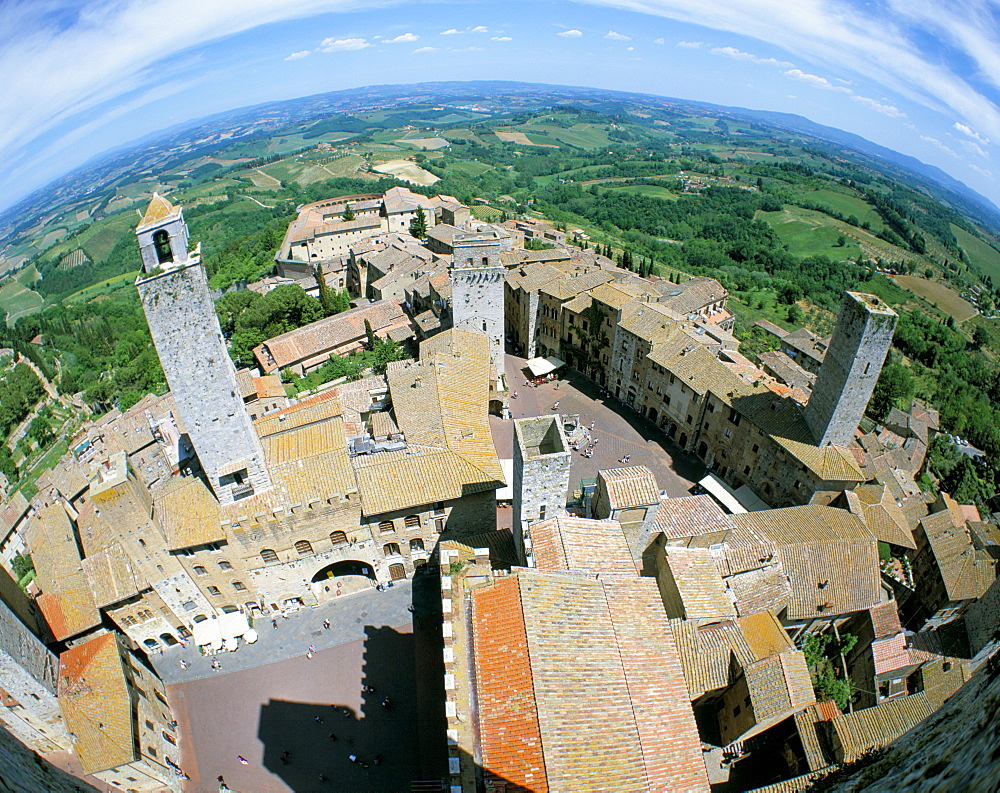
(804, 291), (897, 447)
(512, 415), (572, 565)
(450, 232), (506, 384)
(135, 195), (272, 504)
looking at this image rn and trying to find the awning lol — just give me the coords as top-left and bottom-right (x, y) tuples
(734, 484), (771, 512)
(698, 474), (748, 514)
(219, 611), (251, 640)
(193, 618), (222, 647)
(525, 356), (565, 377)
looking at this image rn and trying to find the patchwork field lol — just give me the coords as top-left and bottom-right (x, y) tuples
(892, 275), (978, 321)
(395, 137), (450, 150)
(371, 159), (439, 185)
(0, 265), (43, 323)
(952, 223), (1000, 284)
(493, 129), (558, 147)
(758, 206), (862, 260)
(601, 184), (678, 201)
(795, 188), (883, 229)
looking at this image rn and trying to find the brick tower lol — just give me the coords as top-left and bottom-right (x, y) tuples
(804, 291), (897, 447)
(450, 232), (506, 385)
(512, 415), (572, 565)
(135, 194), (272, 503)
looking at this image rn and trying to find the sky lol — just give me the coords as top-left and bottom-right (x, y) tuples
(2, 0), (1000, 214)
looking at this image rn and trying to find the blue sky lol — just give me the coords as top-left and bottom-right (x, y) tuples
(2, 0), (1000, 213)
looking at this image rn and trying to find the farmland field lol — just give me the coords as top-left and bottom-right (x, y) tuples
(952, 223), (1000, 284)
(758, 207), (861, 260)
(601, 184), (678, 201)
(892, 275), (978, 322)
(371, 159), (439, 185)
(0, 265), (43, 323)
(795, 188), (883, 229)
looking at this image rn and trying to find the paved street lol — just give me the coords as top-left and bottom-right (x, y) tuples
(161, 576), (446, 792)
(493, 353), (704, 502)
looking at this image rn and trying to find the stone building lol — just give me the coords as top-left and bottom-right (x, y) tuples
(450, 231), (507, 383)
(590, 465), (662, 559)
(58, 632), (179, 792)
(804, 291), (897, 447)
(135, 194), (272, 505)
(512, 415), (571, 565)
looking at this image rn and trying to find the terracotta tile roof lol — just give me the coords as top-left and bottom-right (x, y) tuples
(254, 374), (286, 399)
(234, 368), (256, 399)
(598, 465), (661, 509)
(588, 280), (646, 309)
(869, 601), (903, 639)
(58, 633), (135, 774)
(154, 476), (224, 551)
(733, 506), (882, 619)
(915, 657), (969, 710)
(745, 651), (815, 726)
(30, 505), (101, 641)
(846, 485), (916, 549)
(254, 389), (343, 437)
(457, 529), (519, 568)
(872, 634), (912, 675)
(471, 576), (548, 793)
(657, 276), (727, 314)
(653, 495), (734, 540)
(136, 193), (178, 230)
(738, 610), (795, 659)
(529, 516), (638, 576)
(831, 692), (933, 763)
(670, 619), (754, 699)
(254, 299), (409, 370)
(35, 458), (90, 500)
(792, 702), (842, 772)
(919, 495), (997, 601)
(505, 263), (565, 293)
(0, 491), (29, 536)
(263, 418), (356, 506)
(540, 269), (617, 301)
(726, 566), (792, 616)
(81, 543), (140, 608)
(662, 547), (736, 619)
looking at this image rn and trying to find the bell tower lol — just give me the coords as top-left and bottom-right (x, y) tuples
(135, 194), (272, 504)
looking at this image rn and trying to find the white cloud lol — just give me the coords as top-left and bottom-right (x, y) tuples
(627, 46), (634, 51)
(491, 36), (512, 42)
(653, 37), (665, 45)
(784, 68), (852, 93)
(709, 46), (791, 67)
(385, 32), (418, 44)
(412, 46), (436, 54)
(920, 135), (958, 156)
(852, 95), (906, 117)
(676, 41), (703, 48)
(284, 50), (310, 61)
(559, 29), (583, 38)
(451, 46), (484, 52)
(954, 122), (990, 144)
(440, 28), (460, 35)
(605, 30), (631, 41)
(960, 139), (988, 158)
(470, 25), (488, 33)
(319, 37), (371, 52)
(969, 163), (993, 177)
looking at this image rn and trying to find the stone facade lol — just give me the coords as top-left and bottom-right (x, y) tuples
(135, 197), (272, 504)
(512, 416), (572, 565)
(450, 232), (506, 383)
(804, 292), (897, 447)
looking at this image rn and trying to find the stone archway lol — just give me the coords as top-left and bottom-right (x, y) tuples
(311, 559), (376, 600)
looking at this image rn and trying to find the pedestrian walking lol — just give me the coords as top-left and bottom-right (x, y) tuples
(211, 659), (221, 671)
(552, 401), (560, 410)
(590, 421), (595, 430)
(237, 756), (248, 765)
(314, 715), (324, 723)
(328, 732), (338, 741)
(271, 619), (278, 630)
(349, 753), (359, 763)
(322, 618), (330, 630)
(306, 652), (314, 660)
(309, 644), (316, 653)
(179, 659), (188, 670)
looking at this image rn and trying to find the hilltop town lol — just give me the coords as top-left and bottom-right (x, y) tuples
(0, 186), (994, 791)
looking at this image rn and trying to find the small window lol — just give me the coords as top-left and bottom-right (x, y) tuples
(261, 549), (278, 564)
(379, 520), (395, 534)
(152, 230), (173, 264)
(295, 540), (314, 556)
(193, 566), (208, 576)
(218, 560), (233, 571)
(178, 548), (195, 558)
(383, 543), (401, 557)
(232, 581), (247, 592)
(330, 531), (348, 547)
(410, 538), (424, 552)
(163, 732), (176, 746)
(404, 515), (421, 528)
(207, 586), (221, 596)
(752, 444), (760, 454)
(144, 720), (154, 731)
(732, 705), (741, 717)
(182, 601), (196, 612)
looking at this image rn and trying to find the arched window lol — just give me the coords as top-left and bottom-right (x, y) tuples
(330, 531), (348, 547)
(193, 614), (208, 623)
(232, 581), (247, 592)
(218, 560), (233, 571)
(221, 605), (239, 613)
(207, 586), (221, 596)
(260, 549), (278, 564)
(193, 566), (208, 576)
(409, 538), (424, 552)
(404, 515), (421, 528)
(295, 540), (314, 556)
(152, 230), (173, 264)
(378, 520), (394, 534)
(383, 543), (401, 557)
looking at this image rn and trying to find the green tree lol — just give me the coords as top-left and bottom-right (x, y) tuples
(409, 207), (427, 239)
(364, 319), (377, 350)
(315, 262), (333, 316)
(371, 338), (406, 373)
(342, 203), (355, 221)
(11, 553), (33, 581)
(868, 360), (913, 422)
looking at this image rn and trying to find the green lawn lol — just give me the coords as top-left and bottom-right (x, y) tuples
(0, 265), (43, 322)
(524, 123), (614, 149)
(440, 160), (492, 177)
(795, 188), (883, 229)
(952, 223), (1000, 284)
(63, 271), (140, 304)
(601, 184), (678, 201)
(759, 207), (862, 260)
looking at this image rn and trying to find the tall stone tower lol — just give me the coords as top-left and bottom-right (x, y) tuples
(804, 291), (897, 447)
(512, 415), (571, 566)
(450, 232), (506, 385)
(135, 194), (272, 504)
